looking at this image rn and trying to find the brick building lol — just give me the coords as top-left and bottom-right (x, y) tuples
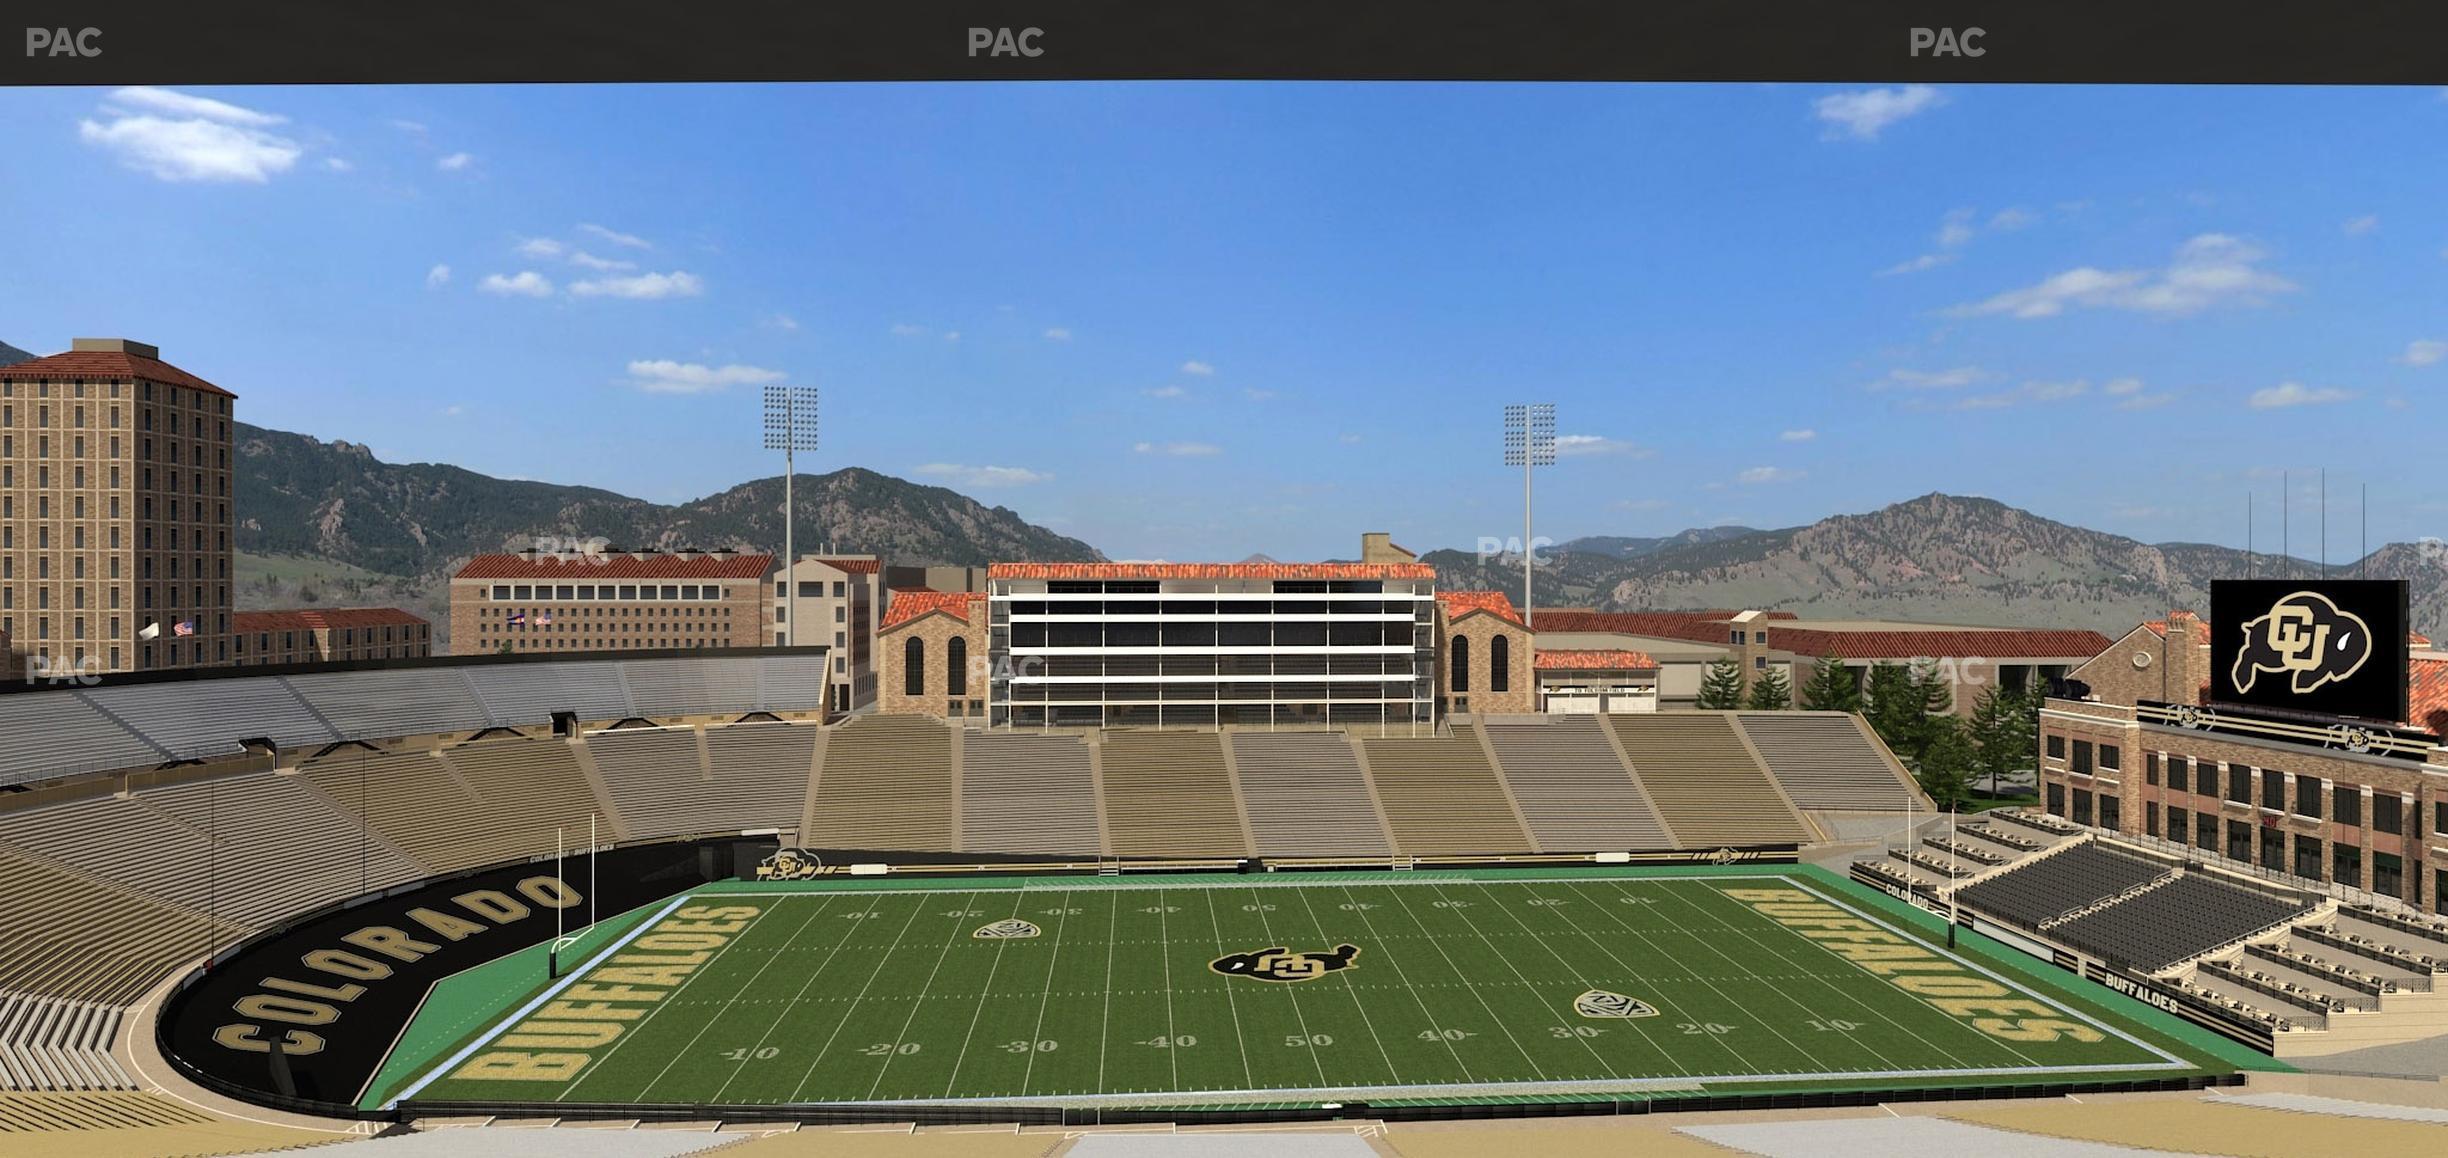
(0, 338), (236, 675)
(450, 548), (772, 655)
(1435, 590), (1534, 715)
(2042, 609), (2448, 914)
(772, 554), (882, 712)
(877, 589), (989, 719)
(231, 607), (433, 665)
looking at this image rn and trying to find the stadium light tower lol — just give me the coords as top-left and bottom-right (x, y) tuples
(1503, 403), (1556, 629)
(763, 385), (820, 646)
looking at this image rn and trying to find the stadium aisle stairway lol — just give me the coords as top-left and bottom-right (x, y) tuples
(808, 715), (957, 851)
(959, 730), (1102, 857)
(1100, 731), (1247, 858)
(1360, 724), (1534, 856)
(0, 992), (131, 1091)
(1482, 716), (1671, 852)
(1231, 732), (1393, 859)
(1606, 713), (1812, 848)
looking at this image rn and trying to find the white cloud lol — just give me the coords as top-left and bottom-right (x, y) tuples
(1181, 360), (1217, 376)
(915, 463), (1053, 489)
(1955, 379), (2090, 410)
(1736, 466), (1806, 484)
(1878, 252), (1958, 277)
(388, 119), (429, 136)
(2103, 377), (2144, 396)
(567, 250), (635, 271)
(577, 223), (652, 249)
(1870, 366), (1988, 390)
(2247, 382), (2355, 409)
(1554, 434), (1652, 458)
(1612, 497), (1671, 512)
(441, 404), (466, 418)
(1988, 207), (2039, 231)
(2117, 391), (2178, 411)
(942, 331), (960, 343)
(1947, 234), (2296, 319)
(424, 263), (452, 289)
(1813, 85), (1946, 141)
(2342, 214), (2380, 236)
(569, 271), (704, 300)
(478, 271), (554, 297)
(889, 323), (929, 337)
(322, 157), (353, 172)
(1242, 388), (1278, 402)
(1042, 327), (1072, 341)
(436, 152), (475, 172)
(79, 86), (303, 183)
(1936, 207), (1977, 248)
(514, 237), (566, 259)
(2399, 339), (2446, 367)
(1338, 434), (1364, 445)
(760, 313), (801, 332)
(1778, 428), (1817, 442)
(1133, 440), (1221, 457)
(1142, 385), (1190, 400)
(623, 360), (786, 394)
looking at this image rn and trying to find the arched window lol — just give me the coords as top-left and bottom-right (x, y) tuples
(1490, 634), (1510, 693)
(903, 635), (926, 696)
(947, 636), (969, 696)
(1450, 634), (1471, 693)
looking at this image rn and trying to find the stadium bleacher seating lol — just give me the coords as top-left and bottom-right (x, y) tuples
(697, 721), (820, 834)
(1100, 731), (1247, 858)
(139, 772), (428, 926)
(806, 714), (957, 851)
(434, 739), (610, 869)
(589, 727), (719, 839)
(298, 750), (470, 872)
(0, 992), (131, 1090)
(1606, 714), (1813, 848)
(1230, 732), (1393, 859)
(460, 661), (633, 726)
(0, 695), (159, 786)
(0, 793), (225, 919)
(1481, 717), (1672, 852)
(1733, 712), (1921, 811)
(0, 844), (245, 1006)
(285, 668), (488, 740)
(959, 730), (1103, 857)
(1954, 842), (2172, 929)
(80, 678), (337, 763)
(621, 657), (760, 719)
(1360, 724), (1533, 856)
(2049, 873), (2312, 972)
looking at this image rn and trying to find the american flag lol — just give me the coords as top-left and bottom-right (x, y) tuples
(506, 612), (527, 627)
(538, 612), (553, 625)
(173, 619), (196, 637)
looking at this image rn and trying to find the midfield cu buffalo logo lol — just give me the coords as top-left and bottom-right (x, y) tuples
(2231, 590), (2374, 697)
(1210, 944), (1360, 983)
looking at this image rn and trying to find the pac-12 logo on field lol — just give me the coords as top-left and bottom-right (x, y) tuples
(1573, 989), (1659, 1019)
(1210, 944), (1360, 983)
(973, 918), (1042, 939)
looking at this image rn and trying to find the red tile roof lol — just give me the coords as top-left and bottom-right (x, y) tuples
(801, 557), (882, 575)
(1535, 648), (1658, 671)
(234, 607), (429, 632)
(989, 562), (1436, 581)
(454, 552), (773, 580)
(1529, 611), (1738, 643)
(2142, 616), (2212, 643)
(2409, 656), (2448, 736)
(1436, 591), (1525, 627)
(1769, 627), (2113, 660)
(0, 349), (236, 398)
(882, 588), (986, 629)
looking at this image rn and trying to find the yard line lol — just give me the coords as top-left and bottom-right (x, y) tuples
(1094, 889), (1120, 1096)
(1434, 880), (1661, 1079)
(1196, 888), (1258, 1089)
(1373, 883), (1557, 1081)
(1455, 879), (1732, 1076)
(785, 890), (960, 1102)
(552, 893), (790, 1102)
(1154, 894), (1181, 1090)
(936, 891), (1027, 1098)
(709, 893), (888, 1102)
(1285, 885), (1404, 1084)
(1558, 879), (1848, 1075)
(1240, 886), (1330, 1086)
(628, 894), (839, 1101)
(1319, 884), (1482, 1081)
(1015, 891), (1080, 1096)
(1660, 878), (2032, 1072)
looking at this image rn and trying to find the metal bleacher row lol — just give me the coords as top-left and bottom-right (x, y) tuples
(0, 700), (1921, 1092)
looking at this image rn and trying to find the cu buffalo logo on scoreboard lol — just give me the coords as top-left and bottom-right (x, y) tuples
(2231, 590), (2373, 697)
(1210, 943), (1360, 983)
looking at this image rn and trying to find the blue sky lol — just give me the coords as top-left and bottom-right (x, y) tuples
(1, 82), (2441, 562)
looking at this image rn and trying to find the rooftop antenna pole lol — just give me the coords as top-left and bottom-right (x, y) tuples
(2320, 468), (2328, 579)
(1503, 403), (1556, 631)
(2361, 483), (2368, 580)
(2283, 471), (2291, 579)
(2247, 492), (2255, 579)
(764, 386), (820, 649)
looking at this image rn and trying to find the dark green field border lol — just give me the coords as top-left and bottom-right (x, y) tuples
(387, 863), (2281, 1117)
(358, 898), (671, 1111)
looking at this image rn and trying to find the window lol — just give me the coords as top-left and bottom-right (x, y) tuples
(2260, 830), (2285, 871)
(2262, 770), (2286, 811)
(2146, 801), (2160, 836)
(2196, 813), (2218, 853)
(1490, 634), (1510, 693)
(1449, 634), (1470, 694)
(2334, 843), (2361, 889)
(2298, 775), (2324, 819)
(2046, 734), (2066, 760)
(903, 635), (925, 696)
(2224, 765), (2252, 805)
(2099, 744), (2120, 771)
(2099, 793), (2120, 832)
(2375, 852), (2404, 899)
(2195, 761), (2216, 799)
(2294, 835), (2322, 880)
(2335, 785), (2363, 829)
(2375, 793), (2403, 836)
(2227, 819), (2252, 863)
(2045, 782), (2064, 817)
(947, 636), (968, 696)
(2071, 740), (2093, 776)
(2146, 753), (2160, 787)
(2168, 808), (2189, 845)
(2072, 789), (2093, 825)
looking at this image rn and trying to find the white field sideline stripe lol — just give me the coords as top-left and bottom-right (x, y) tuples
(380, 892), (696, 1110)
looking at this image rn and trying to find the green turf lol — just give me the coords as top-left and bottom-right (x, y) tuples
(393, 867), (2241, 1110)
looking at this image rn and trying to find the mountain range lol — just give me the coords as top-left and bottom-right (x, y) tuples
(198, 423), (2446, 648)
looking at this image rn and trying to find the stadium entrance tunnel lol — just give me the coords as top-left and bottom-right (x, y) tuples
(158, 837), (778, 1115)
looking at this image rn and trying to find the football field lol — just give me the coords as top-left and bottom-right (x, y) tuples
(396, 868), (2221, 1110)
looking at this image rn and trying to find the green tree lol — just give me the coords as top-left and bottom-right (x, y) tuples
(1915, 714), (1978, 814)
(1745, 664), (1793, 710)
(1798, 654), (1860, 713)
(1863, 662), (1919, 757)
(1695, 656), (1746, 709)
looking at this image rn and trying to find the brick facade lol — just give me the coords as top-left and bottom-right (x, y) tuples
(878, 600), (989, 720)
(1439, 607), (1534, 715)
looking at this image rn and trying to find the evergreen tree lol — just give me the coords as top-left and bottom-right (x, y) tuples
(1863, 662), (1920, 759)
(1695, 657), (1746, 709)
(1967, 684), (2019, 799)
(1908, 657), (1955, 719)
(1915, 715), (1977, 814)
(1745, 663), (1793, 710)
(1798, 654), (1860, 713)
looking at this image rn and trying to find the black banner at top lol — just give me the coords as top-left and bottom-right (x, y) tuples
(2, 0), (2445, 87)
(2208, 580), (2411, 725)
